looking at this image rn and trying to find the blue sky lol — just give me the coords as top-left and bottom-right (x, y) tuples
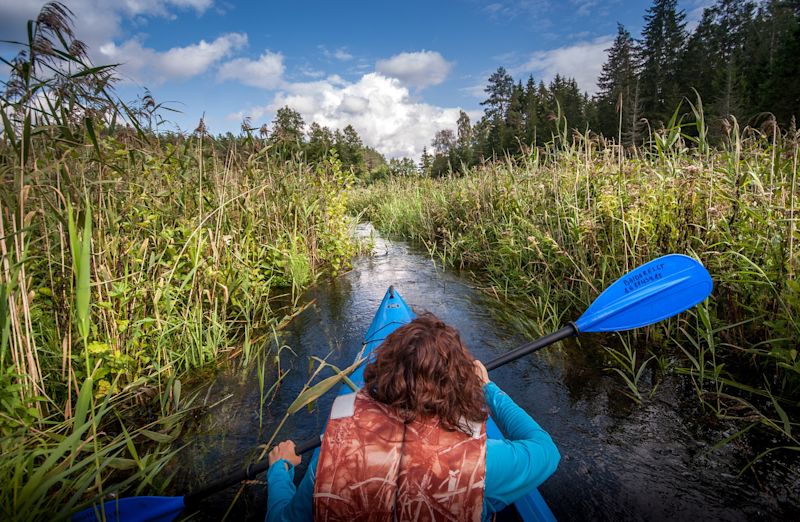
(1, 0), (710, 158)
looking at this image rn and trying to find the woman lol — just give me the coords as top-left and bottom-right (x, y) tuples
(266, 313), (560, 521)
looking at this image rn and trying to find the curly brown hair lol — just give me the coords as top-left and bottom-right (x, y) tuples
(363, 313), (488, 434)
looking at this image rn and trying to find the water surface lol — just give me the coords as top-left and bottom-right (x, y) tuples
(174, 225), (798, 521)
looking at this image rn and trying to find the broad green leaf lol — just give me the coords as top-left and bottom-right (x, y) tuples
(76, 201), (92, 342)
(106, 458), (138, 470)
(287, 357), (363, 415)
(173, 378), (181, 411)
(71, 378), (93, 453)
(84, 117), (102, 160)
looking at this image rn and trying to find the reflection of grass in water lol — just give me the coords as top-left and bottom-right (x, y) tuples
(603, 333), (657, 403)
(222, 349), (364, 518)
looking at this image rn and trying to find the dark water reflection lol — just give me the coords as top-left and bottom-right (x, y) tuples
(174, 225), (798, 521)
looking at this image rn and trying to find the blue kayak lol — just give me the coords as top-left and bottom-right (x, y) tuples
(328, 286), (556, 522)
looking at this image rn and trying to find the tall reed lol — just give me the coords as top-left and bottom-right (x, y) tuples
(0, 4), (358, 518)
(351, 110), (800, 460)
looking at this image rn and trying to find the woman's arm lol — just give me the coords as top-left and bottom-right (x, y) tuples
(265, 444), (317, 522)
(483, 381), (560, 511)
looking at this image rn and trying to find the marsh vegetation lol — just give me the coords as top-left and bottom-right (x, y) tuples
(1, 1), (799, 520)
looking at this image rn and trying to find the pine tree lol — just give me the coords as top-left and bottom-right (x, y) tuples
(481, 67), (515, 118)
(306, 122), (334, 163)
(269, 106), (305, 158)
(547, 75), (586, 140)
(470, 118), (489, 164)
(336, 124), (364, 174)
(639, 0), (687, 125)
(681, 0), (756, 126)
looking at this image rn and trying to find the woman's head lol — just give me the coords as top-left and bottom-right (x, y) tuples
(363, 313), (488, 433)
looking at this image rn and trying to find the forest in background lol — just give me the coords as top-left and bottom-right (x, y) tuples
(143, 1), (800, 181)
(423, 0), (799, 176)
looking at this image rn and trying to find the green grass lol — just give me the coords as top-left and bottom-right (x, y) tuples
(0, 9), (360, 518)
(350, 117), (800, 462)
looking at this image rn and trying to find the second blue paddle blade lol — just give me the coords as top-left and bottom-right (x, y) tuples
(575, 254), (713, 333)
(72, 496), (185, 522)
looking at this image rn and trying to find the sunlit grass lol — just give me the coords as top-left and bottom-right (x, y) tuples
(350, 114), (800, 462)
(0, 5), (359, 518)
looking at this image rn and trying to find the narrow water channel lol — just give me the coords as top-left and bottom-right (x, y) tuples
(173, 225), (798, 521)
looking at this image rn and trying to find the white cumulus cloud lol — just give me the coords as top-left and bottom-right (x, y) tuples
(231, 73), (470, 159)
(376, 51), (453, 89)
(514, 36), (613, 95)
(99, 32), (247, 83)
(218, 51), (285, 89)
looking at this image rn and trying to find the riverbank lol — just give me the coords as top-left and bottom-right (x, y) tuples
(0, 122), (357, 519)
(349, 127), (800, 466)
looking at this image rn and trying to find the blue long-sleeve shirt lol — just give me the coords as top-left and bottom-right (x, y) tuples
(266, 382), (560, 521)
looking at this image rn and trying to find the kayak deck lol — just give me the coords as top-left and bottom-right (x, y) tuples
(328, 286), (556, 522)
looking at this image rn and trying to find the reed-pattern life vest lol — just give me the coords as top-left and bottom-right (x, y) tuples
(313, 390), (487, 522)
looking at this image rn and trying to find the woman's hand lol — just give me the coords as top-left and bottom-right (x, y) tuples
(268, 440), (301, 470)
(473, 359), (490, 385)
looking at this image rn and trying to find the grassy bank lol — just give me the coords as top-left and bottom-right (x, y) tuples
(0, 12), (357, 518)
(351, 120), (800, 461)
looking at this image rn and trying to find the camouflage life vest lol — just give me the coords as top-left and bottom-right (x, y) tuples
(313, 390), (487, 522)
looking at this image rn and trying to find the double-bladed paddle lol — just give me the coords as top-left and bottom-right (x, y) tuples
(73, 253), (712, 522)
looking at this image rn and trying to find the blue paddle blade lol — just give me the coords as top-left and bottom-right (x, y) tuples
(575, 254), (712, 333)
(72, 496), (185, 522)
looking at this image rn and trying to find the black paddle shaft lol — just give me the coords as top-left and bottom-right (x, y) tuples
(184, 323), (577, 507)
(484, 323), (577, 371)
(183, 436), (321, 508)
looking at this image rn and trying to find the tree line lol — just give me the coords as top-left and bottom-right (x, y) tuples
(215, 106), (420, 181)
(423, 0), (799, 177)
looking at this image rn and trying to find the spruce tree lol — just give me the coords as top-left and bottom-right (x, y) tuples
(504, 81), (526, 154)
(523, 75), (540, 146)
(758, 0), (800, 125)
(419, 147), (433, 177)
(306, 122), (334, 163)
(596, 24), (642, 145)
(481, 67), (514, 156)
(536, 81), (554, 142)
(639, 0), (687, 125)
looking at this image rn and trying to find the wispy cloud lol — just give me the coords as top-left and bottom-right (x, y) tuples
(319, 45), (354, 61)
(297, 65), (326, 79)
(460, 82), (488, 100)
(685, 0), (714, 32)
(480, 0), (551, 21)
(569, 0), (599, 17)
